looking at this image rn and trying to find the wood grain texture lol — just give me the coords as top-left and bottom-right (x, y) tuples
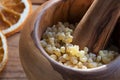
(0, 32), (27, 80)
(31, 0), (48, 4)
(73, 0), (120, 53)
(0, 5), (39, 80)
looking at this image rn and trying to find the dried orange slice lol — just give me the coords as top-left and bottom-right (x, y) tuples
(0, 0), (32, 36)
(0, 32), (7, 72)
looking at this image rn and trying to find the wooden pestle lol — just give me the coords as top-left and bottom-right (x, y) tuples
(73, 0), (120, 53)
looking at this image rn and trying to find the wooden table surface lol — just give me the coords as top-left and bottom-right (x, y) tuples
(0, 1), (42, 80)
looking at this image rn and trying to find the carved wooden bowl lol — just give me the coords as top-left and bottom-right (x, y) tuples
(19, 0), (120, 80)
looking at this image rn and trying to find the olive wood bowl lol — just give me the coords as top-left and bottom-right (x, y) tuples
(19, 0), (120, 80)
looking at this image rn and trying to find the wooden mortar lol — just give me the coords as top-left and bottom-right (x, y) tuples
(19, 0), (120, 80)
